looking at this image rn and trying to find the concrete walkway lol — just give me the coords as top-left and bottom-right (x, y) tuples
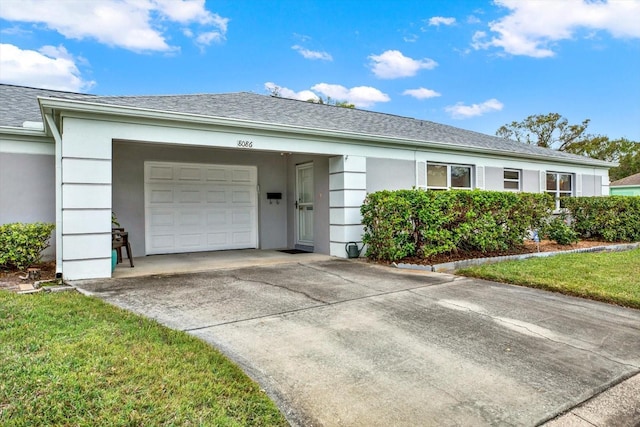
(75, 259), (640, 426)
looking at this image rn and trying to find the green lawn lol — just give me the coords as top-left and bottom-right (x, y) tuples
(457, 248), (640, 309)
(0, 291), (288, 426)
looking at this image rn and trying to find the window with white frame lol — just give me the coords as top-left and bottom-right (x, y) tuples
(503, 169), (521, 191)
(427, 163), (473, 190)
(546, 172), (573, 209)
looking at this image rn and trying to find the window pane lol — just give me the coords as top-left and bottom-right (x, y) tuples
(546, 173), (557, 191)
(504, 170), (519, 180)
(427, 164), (447, 187)
(504, 181), (519, 190)
(451, 166), (471, 188)
(559, 174), (572, 192)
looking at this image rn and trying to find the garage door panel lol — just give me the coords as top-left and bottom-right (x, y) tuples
(149, 187), (174, 204)
(177, 188), (202, 203)
(145, 162), (257, 255)
(178, 211), (203, 227)
(150, 234), (175, 250)
(206, 211), (227, 226)
(149, 165), (174, 180)
(206, 168), (228, 182)
(207, 232), (228, 246)
(177, 166), (202, 181)
(207, 190), (227, 203)
(232, 210), (252, 226)
(232, 231), (252, 245)
(149, 210), (175, 227)
(232, 190), (252, 204)
(177, 233), (203, 248)
(232, 169), (252, 183)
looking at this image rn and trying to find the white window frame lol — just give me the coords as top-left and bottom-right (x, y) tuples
(546, 171), (574, 210)
(427, 163), (473, 190)
(503, 169), (521, 191)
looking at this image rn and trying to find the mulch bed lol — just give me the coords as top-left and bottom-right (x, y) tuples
(0, 261), (57, 291)
(382, 240), (619, 266)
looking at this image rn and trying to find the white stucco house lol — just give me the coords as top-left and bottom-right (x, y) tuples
(0, 84), (612, 280)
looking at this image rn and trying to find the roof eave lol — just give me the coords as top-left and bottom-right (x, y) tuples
(37, 97), (614, 169)
(0, 125), (49, 138)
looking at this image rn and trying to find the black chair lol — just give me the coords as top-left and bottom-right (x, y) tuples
(112, 228), (134, 267)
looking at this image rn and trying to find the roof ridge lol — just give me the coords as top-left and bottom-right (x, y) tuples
(0, 83), (94, 96)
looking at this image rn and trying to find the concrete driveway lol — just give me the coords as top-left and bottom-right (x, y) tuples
(75, 259), (640, 426)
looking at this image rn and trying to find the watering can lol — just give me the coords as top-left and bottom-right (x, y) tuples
(345, 241), (363, 259)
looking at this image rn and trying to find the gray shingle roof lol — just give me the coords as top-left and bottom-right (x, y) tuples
(610, 172), (640, 186)
(0, 84), (94, 127)
(0, 84), (610, 166)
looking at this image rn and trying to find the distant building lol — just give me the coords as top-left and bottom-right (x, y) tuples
(610, 172), (640, 196)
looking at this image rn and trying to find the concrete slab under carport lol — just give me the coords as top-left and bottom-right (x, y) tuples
(111, 248), (332, 278)
(75, 259), (640, 427)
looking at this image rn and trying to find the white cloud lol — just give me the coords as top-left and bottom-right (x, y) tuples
(445, 98), (503, 119)
(403, 87), (441, 99)
(467, 15), (481, 24)
(0, 43), (95, 92)
(264, 82), (319, 102)
(195, 31), (225, 47)
(311, 83), (390, 108)
(265, 82), (390, 108)
(369, 50), (437, 79)
(0, 0), (229, 52)
(473, 0), (640, 58)
(428, 16), (456, 26)
(292, 45), (333, 61)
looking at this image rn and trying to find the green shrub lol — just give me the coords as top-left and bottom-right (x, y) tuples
(542, 216), (579, 245)
(360, 190), (416, 261)
(0, 222), (55, 270)
(361, 190), (553, 261)
(563, 196), (640, 242)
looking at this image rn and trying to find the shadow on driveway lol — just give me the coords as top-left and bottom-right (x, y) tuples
(75, 259), (640, 426)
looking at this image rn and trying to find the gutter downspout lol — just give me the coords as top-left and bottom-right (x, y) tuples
(44, 113), (63, 278)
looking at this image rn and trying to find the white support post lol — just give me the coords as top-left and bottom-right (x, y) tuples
(44, 113), (63, 277)
(329, 155), (367, 258)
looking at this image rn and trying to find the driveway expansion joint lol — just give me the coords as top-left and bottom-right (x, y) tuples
(182, 279), (460, 332)
(228, 274), (328, 304)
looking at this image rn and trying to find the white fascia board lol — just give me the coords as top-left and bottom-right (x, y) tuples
(0, 125), (49, 138)
(37, 97), (614, 169)
(0, 126), (54, 154)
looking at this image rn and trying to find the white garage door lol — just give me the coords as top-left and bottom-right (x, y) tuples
(145, 161), (258, 255)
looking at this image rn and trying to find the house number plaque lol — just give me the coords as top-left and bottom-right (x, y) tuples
(237, 139), (254, 148)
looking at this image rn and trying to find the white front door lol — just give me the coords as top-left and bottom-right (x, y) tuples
(296, 163), (314, 246)
(144, 161), (258, 255)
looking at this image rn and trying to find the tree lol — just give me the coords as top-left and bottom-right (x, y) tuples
(496, 113), (590, 151)
(610, 143), (640, 181)
(497, 113), (640, 181)
(307, 96), (355, 109)
(266, 85), (355, 109)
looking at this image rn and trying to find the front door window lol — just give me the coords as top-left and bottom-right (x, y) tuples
(296, 163), (314, 245)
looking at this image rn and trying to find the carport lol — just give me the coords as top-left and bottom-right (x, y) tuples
(40, 96), (368, 280)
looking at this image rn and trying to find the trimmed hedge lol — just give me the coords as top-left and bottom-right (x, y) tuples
(0, 222), (55, 270)
(563, 196), (640, 242)
(361, 190), (553, 261)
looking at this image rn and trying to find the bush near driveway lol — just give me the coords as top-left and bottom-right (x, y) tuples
(361, 190), (553, 261)
(564, 196), (640, 242)
(0, 222), (55, 270)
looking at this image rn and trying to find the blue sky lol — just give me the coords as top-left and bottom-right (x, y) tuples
(1, 0), (639, 141)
